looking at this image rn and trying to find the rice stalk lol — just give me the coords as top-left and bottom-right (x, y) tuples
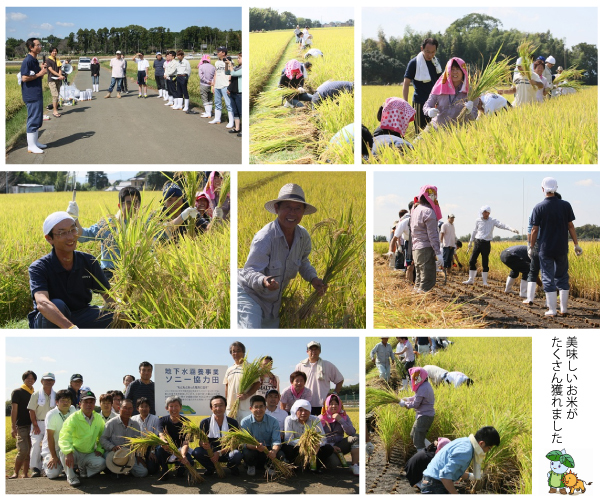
(296, 205), (365, 320)
(220, 427), (295, 479)
(218, 172), (230, 208)
(366, 386), (403, 413)
(179, 419), (226, 478)
(552, 67), (585, 91)
(173, 171), (204, 238)
(296, 419), (324, 469)
(374, 404), (403, 462)
(517, 40), (537, 81)
(228, 355), (273, 420)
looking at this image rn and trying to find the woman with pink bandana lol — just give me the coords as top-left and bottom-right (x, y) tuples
(278, 59), (313, 108)
(423, 57), (482, 131)
(399, 367), (435, 452)
(372, 97), (416, 156)
(319, 394), (359, 475)
(204, 171), (229, 220)
(409, 186), (443, 293)
(198, 55), (216, 118)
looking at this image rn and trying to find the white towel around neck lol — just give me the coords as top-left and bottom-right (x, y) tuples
(415, 52), (442, 82)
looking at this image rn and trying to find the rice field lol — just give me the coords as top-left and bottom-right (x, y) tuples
(366, 336), (532, 494)
(250, 27), (354, 164)
(362, 85), (597, 163)
(0, 183), (230, 328)
(249, 31), (294, 103)
(238, 171), (366, 328)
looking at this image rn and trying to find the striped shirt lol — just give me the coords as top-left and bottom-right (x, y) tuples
(469, 217), (514, 243)
(125, 380), (155, 415)
(131, 413), (160, 435)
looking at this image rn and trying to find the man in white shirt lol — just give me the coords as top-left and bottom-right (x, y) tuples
(42, 389), (76, 480)
(209, 47), (234, 127)
(265, 390), (288, 441)
(440, 214), (457, 274)
(132, 52), (149, 98)
(174, 50), (197, 113)
(106, 50), (126, 98)
(28, 372), (57, 477)
(131, 397), (160, 475)
(498, 58), (544, 106)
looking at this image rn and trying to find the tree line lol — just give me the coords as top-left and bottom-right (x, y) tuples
(363, 13), (598, 85)
(6, 25), (241, 59)
(250, 7), (353, 31)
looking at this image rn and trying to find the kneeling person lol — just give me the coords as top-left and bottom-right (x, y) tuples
(42, 390), (76, 479)
(29, 212), (113, 329)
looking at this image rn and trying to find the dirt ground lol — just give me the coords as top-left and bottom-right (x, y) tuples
(5, 465), (359, 495)
(374, 254), (600, 329)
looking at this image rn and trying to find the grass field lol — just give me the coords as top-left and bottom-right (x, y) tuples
(366, 337), (531, 494)
(362, 85), (597, 163)
(5, 408), (358, 474)
(374, 240), (600, 301)
(250, 28), (354, 164)
(0, 184), (230, 329)
(238, 171), (366, 328)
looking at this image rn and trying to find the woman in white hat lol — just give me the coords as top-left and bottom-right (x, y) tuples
(498, 58), (544, 106)
(238, 184), (327, 329)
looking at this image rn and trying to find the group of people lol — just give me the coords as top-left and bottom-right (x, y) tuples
(27, 171), (229, 329)
(361, 37), (572, 158)
(19, 38), (242, 154)
(10, 341), (358, 486)
(293, 25), (313, 49)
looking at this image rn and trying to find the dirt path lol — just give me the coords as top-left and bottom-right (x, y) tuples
(5, 466), (358, 495)
(6, 69), (240, 164)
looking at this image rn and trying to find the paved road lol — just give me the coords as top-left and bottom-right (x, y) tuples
(7, 69), (241, 164)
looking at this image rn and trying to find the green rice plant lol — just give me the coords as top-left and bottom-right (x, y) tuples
(250, 31), (294, 103)
(180, 419), (226, 478)
(220, 427), (295, 479)
(517, 40), (537, 80)
(228, 355), (272, 419)
(374, 404), (403, 462)
(172, 171), (204, 237)
(218, 172), (230, 208)
(295, 205), (365, 320)
(123, 428), (204, 483)
(366, 386), (403, 413)
(296, 419), (324, 469)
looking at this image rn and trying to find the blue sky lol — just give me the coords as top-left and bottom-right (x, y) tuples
(363, 7), (597, 49)
(5, 337), (359, 399)
(374, 172), (600, 239)
(6, 8), (241, 41)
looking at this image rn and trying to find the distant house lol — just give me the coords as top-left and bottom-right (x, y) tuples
(105, 176), (146, 192)
(11, 184), (54, 193)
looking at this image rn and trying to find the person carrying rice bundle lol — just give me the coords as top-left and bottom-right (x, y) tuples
(279, 59), (313, 108)
(398, 367), (435, 452)
(498, 57), (544, 106)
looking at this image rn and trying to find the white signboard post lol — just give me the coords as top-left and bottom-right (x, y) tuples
(155, 363), (227, 417)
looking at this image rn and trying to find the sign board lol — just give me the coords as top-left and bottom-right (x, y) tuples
(201, 44), (207, 50)
(155, 363), (227, 417)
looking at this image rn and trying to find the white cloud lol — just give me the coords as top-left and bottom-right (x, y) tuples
(7, 12), (27, 21)
(6, 356), (32, 363)
(575, 179), (594, 187)
(374, 194), (402, 210)
(28, 32), (42, 38)
(56, 22), (75, 27)
(40, 23), (53, 30)
(41, 356), (56, 362)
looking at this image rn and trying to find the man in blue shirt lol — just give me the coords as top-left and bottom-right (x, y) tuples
(67, 186), (141, 280)
(402, 38), (443, 134)
(240, 395), (283, 478)
(530, 177), (582, 317)
(421, 426), (500, 494)
(28, 212), (113, 329)
(20, 38), (48, 154)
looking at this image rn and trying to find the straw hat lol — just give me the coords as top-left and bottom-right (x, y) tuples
(105, 448), (136, 474)
(264, 184), (317, 215)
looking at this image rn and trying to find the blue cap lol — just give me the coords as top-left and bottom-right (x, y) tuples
(162, 183), (183, 201)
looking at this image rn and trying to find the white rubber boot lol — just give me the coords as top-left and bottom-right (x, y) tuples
(201, 105), (209, 117)
(481, 272), (489, 286)
(205, 104), (212, 118)
(172, 98), (182, 110)
(163, 92), (169, 102)
(225, 111), (235, 128)
(463, 270), (476, 284)
(559, 290), (569, 315)
(209, 110), (222, 124)
(519, 279), (528, 297)
(27, 133), (44, 153)
(157, 89), (162, 98)
(182, 99), (189, 112)
(34, 131), (47, 149)
(523, 282), (536, 304)
(504, 276), (516, 293)
(545, 291), (558, 317)
(165, 96), (173, 106)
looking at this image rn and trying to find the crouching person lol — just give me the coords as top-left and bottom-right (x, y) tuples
(191, 395), (242, 477)
(58, 391), (106, 487)
(100, 398), (147, 477)
(42, 389), (76, 479)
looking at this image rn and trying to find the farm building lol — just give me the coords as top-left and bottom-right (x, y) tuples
(11, 184), (54, 194)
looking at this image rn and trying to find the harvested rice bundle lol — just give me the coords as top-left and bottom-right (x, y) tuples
(375, 404), (403, 462)
(553, 67), (585, 92)
(228, 355), (272, 420)
(296, 419), (324, 470)
(220, 427), (295, 479)
(180, 419), (226, 478)
(366, 386), (403, 413)
(517, 40), (537, 80)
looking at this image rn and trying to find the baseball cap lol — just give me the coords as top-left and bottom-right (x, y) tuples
(71, 373), (83, 381)
(42, 372), (56, 380)
(265, 389), (280, 398)
(156, 52), (162, 55)
(80, 390), (96, 401)
(307, 341), (321, 349)
(448, 214), (455, 218)
(116, 50), (122, 54)
(217, 46), (228, 54)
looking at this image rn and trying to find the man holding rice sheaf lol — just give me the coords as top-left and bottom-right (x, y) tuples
(237, 184), (327, 329)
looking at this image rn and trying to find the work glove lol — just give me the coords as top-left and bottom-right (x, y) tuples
(366, 442), (375, 455)
(511, 228), (519, 234)
(214, 207), (224, 219)
(181, 207), (199, 221)
(297, 86), (306, 93)
(468, 473), (475, 481)
(467, 242), (473, 252)
(527, 246), (534, 259)
(436, 253), (444, 263)
(427, 108), (439, 118)
(399, 400), (406, 407)
(67, 201), (79, 219)
(464, 101), (474, 113)
(574, 244), (583, 256)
